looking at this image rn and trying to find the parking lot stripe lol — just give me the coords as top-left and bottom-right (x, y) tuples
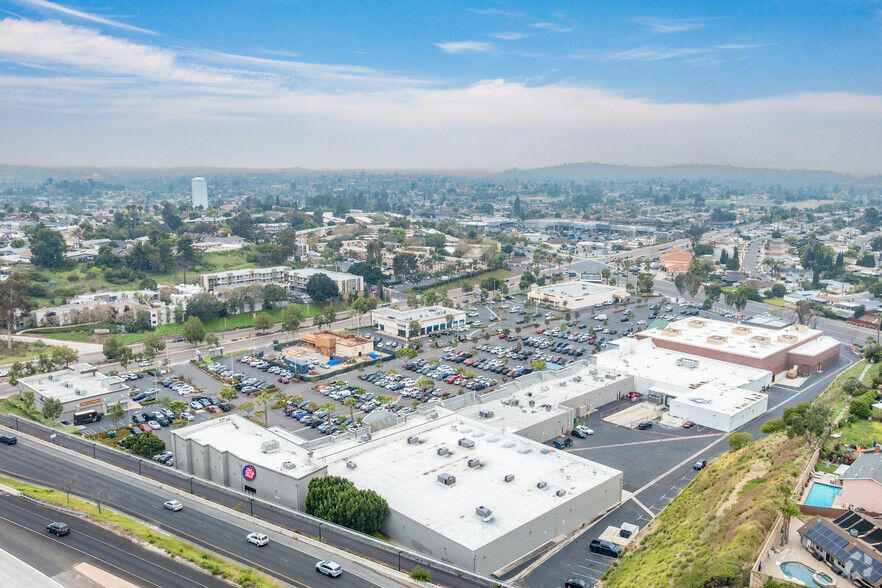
(630, 496), (655, 519)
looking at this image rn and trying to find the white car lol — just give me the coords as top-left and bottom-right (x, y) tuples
(163, 500), (183, 511)
(315, 560), (343, 577)
(246, 532), (269, 546)
(181, 412), (194, 422)
(147, 420), (162, 429)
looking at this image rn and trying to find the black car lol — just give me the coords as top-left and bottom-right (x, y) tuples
(0, 434), (17, 445)
(565, 579), (589, 588)
(172, 337), (185, 343)
(47, 522), (70, 536)
(636, 421), (653, 430)
(589, 539), (621, 557)
(693, 459), (708, 470)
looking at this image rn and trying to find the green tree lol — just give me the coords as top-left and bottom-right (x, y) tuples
(143, 332), (166, 356)
(760, 418), (785, 434)
(281, 304), (303, 340)
(118, 347), (134, 373)
(305, 475), (390, 535)
(120, 432), (165, 457)
(0, 272), (32, 351)
(408, 320), (422, 338)
(50, 345), (78, 368)
(30, 225), (67, 268)
(410, 567), (431, 583)
(322, 306), (337, 328)
(728, 432), (753, 450)
(220, 387), (239, 401)
(864, 343), (882, 364)
(305, 273), (340, 302)
(343, 396), (359, 423)
(783, 402), (832, 447)
(107, 402), (125, 427)
(254, 311), (274, 334)
(239, 401), (256, 417)
(262, 284), (288, 309)
(395, 347), (417, 360)
(182, 316), (206, 346)
(41, 397), (63, 420)
(20, 389), (35, 412)
(531, 359), (547, 371)
(849, 396), (874, 420)
(256, 392), (272, 427)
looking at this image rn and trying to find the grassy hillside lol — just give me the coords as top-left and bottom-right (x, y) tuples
(601, 433), (812, 588)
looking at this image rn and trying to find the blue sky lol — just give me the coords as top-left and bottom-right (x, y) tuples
(0, 0), (880, 173)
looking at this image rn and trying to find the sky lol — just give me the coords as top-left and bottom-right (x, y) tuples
(0, 0), (880, 174)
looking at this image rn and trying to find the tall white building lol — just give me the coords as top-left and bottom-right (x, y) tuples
(191, 177), (208, 210)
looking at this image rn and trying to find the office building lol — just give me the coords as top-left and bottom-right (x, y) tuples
(191, 177), (208, 210)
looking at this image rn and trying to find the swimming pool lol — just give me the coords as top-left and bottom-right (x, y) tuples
(804, 481), (841, 508)
(781, 561), (834, 588)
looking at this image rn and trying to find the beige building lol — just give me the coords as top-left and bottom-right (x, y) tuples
(18, 364), (130, 421)
(372, 306), (466, 339)
(298, 330), (374, 359)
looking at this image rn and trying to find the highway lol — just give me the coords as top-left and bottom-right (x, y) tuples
(0, 491), (226, 588)
(0, 436), (403, 588)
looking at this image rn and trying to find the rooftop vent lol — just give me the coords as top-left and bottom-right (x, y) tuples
(478, 410), (494, 419)
(428, 412), (439, 420)
(458, 438), (475, 449)
(556, 489), (567, 497)
(407, 436), (419, 444)
(437, 447), (449, 456)
(504, 474), (515, 482)
(346, 461), (357, 470)
(467, 458), (481, 468)
(437, 473), (456, 486)
(281, 461), (297, 471)
(359, 433), (372, 442)
(675, 357), (700, 369)
(537, 481), (548, 489)
(475, 506), (492, 518)
(518, 446), (532, 454)
(850, 528), (859, 537)
(261, 440), (280, 453)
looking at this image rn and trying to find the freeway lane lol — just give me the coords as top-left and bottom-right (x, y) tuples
(0, 493), (225, 588)
(0, 438), (388, 588)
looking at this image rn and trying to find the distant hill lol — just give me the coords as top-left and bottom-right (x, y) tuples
(494, 162), (868, 187)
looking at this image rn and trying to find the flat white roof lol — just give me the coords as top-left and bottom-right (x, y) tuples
(790, 335), (841, 357)
(594, 338), (771, 392)
(531, 281), (620, 299)
(19, 364), (129, 404)
(313, 409), (620, 550)
(289, 268), (360, 281)
(173, 415), (321, 479)
(643, 317), (822, 360)
(666, 385), (767, 416)
(375, 305), (463, 323)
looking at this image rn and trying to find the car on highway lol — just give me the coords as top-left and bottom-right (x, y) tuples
(315, 560), (343, 577)
(0, 434), (17, 445)
(636, 421), (653, 430)
(164, 500), (183, 511)
(47, 522), (70, 536)
(693, 459), (708, 470)
(246, 532), (269, 546)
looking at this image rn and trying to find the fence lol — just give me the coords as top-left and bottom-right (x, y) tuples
(0, 413), (512, 588)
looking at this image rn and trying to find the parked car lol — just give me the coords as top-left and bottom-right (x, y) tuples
(565, 579), (588, 588)
(636, 421), (652, 430)
(682, 421), (695, 429)
(693, 459), (708, 470)
(589, 539), (621, 557)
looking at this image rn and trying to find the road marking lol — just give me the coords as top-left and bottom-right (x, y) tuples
(569, 432), (723, 452)
(630, 496), (655, 519)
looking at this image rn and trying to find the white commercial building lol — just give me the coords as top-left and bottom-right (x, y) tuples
(286, 268), (363, 298)
(372, 306), (466, 339)
(198, 266), (363, 298)
(172, 415), (326, 510)
(17, 364), (130, 420)
(527, 281), (627, 310)
(191, 177), (208, 210)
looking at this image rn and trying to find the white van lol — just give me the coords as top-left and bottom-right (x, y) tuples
(596, 314), (608, 321)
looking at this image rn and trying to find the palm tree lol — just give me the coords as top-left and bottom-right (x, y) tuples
(778, 485), (800, 545)
(344, 396), (359, 424)
(321, 401), (337, 428)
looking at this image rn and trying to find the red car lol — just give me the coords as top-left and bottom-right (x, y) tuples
(628, 392), (641, 399)
(207, 405), (222, 414)
(139, 423), (152, 432)
(683, 421), (695, 429)
(278, 377), (291, 384)
(536, 329), (545, 334)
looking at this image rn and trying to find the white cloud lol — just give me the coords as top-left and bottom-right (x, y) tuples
(435, 41), (494, 54)
(467, 8), (525, 18)
(14, 0), (156, 34)
(631, 17), (709, 34)
(530, 22), (573, 33)
(570, 42), (767, 64)
(488, 32), (531, 40)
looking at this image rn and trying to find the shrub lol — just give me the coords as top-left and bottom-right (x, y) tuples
(729, 432), (753, 451)
(409, 567), (431, 582)
(760, 418), (784, 434)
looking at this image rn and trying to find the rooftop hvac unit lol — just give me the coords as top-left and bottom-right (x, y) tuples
(467, 458), (481, 468)
(346, 461), (357, 470)
(437, 447), (449, 456)
(458, 438), (475, 449)
(261, 440), (280, 453)
(556, 489), (567, 497)
(504, 474), (515, 483)
(537, 481), (548, 489)
(429, 412), (439, 420)
(529, 400), (535, 407)
(676, 357), (700, 369)
(850, 528), (859, 537)
(407, 436), (419, 445)
(475, 506), (492, 518)
(437, 473), (456, 486)
(478, 410), (494, 419)
(281, 461), (297, 470)
(359, 433), (372, 442)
